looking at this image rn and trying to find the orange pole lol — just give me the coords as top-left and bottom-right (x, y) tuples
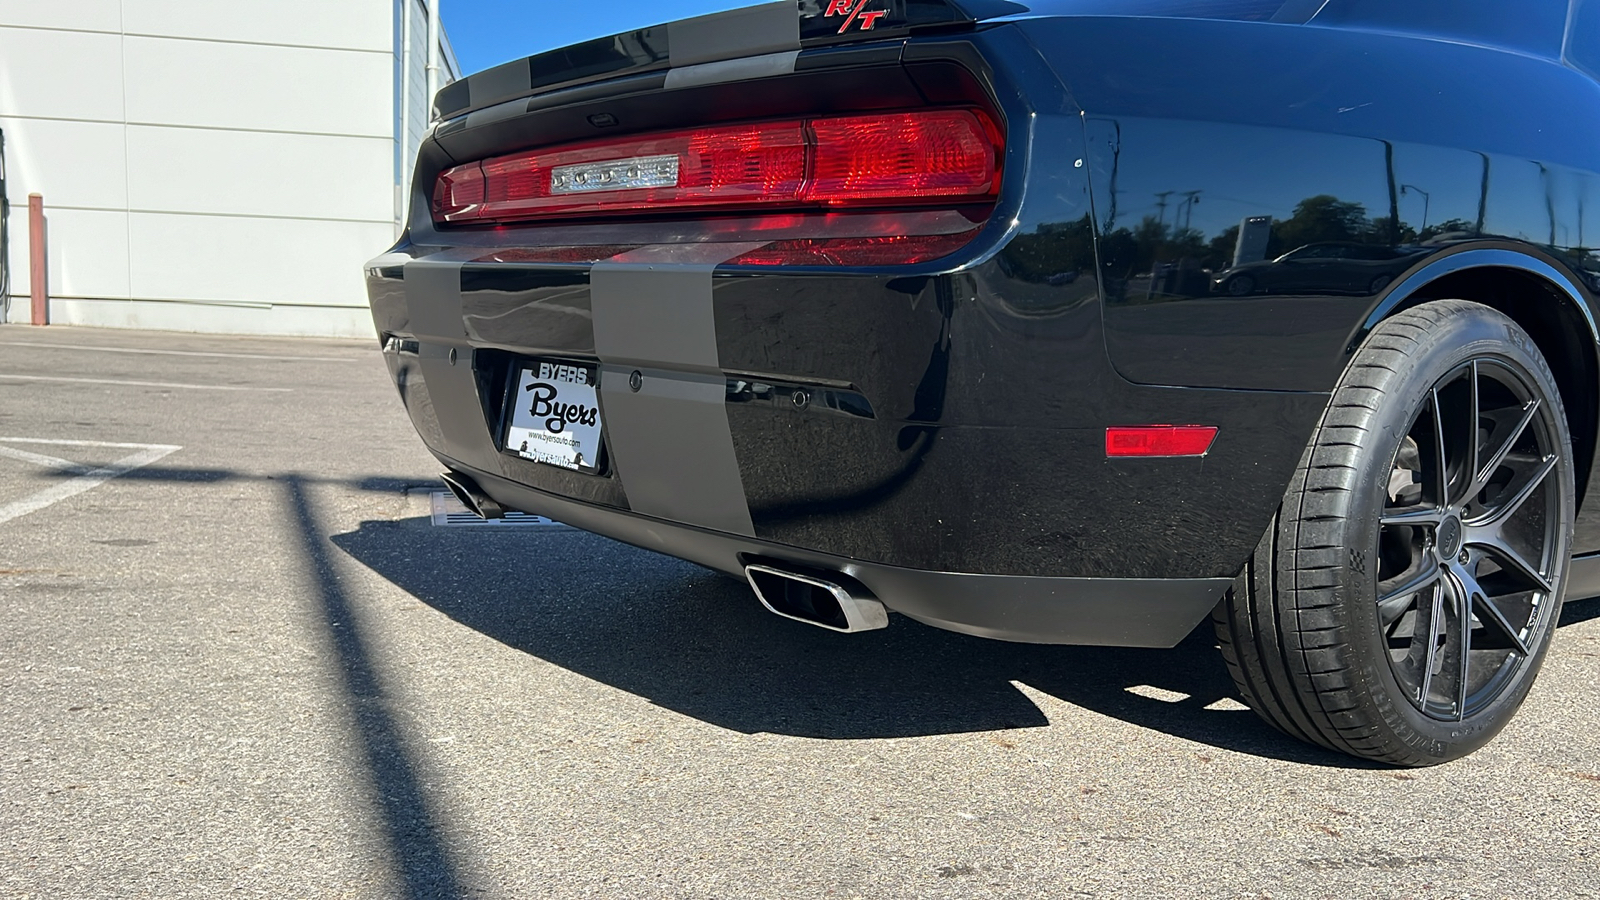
(28, 193), (46, 326)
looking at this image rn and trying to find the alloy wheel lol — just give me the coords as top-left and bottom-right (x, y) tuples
(1376, 358), (1563, 721)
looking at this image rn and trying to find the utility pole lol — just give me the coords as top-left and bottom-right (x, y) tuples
(1400, 184), (1430, 235)
(1383, 140), (1400, 246)
(1475, 151), (1490, 235)
(1153, 191), (1174, 233)
(426, 0), (442, 117)
(1178, 190), (1202, 232)
(399, 0), (413, 233)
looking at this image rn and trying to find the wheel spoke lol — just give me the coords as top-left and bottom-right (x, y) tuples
(1380, 505), (1444, 527)
(1454, 562), (1532, 656)
(1378, 563), (1442, 627)
(1455, 580), (1472, 721)
(1417, 579), (1447, 705)
(1476, 454), (1557, 528)
(1430, 387), (1450, 508)
(1467, 532), (1554, 594)
(1466, 360), (1480, 499)
(1471, 398), (1541, 498)
(1472, 594), (1532, 656)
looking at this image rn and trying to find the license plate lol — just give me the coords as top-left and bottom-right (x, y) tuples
(504, 360), (603, 473)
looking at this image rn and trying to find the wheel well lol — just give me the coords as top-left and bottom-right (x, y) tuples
(1391, 266), (1599, 510)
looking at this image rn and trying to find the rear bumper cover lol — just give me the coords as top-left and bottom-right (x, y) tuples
(443, 454), (1231, 647)
(369, 241), (1322, 645)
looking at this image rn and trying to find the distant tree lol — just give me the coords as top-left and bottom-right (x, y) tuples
(1418, 218), (1477, 242)
(999, 214), (1098, 282)
(1364, 216), (1418, 246)
(1273, 194), (1372, 250)
(1209, 224), (1241, 268)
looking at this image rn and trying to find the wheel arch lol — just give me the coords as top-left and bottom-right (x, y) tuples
(1354, 247), (1600, 514)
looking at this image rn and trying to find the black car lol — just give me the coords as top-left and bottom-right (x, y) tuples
(1214, 241), (1428, 297)
(366, 0), (1600, 765)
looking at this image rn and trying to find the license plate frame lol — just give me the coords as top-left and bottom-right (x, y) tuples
(500, 359), (605, 474)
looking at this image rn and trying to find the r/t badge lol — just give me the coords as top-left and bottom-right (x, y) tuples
(824, 0), (889, 32)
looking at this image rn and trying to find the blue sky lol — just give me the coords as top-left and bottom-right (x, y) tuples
(444, 1), (751, 76)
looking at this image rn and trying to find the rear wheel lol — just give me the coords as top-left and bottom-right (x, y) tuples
(1214, 300), (1573, 765)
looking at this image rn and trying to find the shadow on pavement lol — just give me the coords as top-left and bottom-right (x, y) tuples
(31, 448), (1598, 769)
(1560, 594), (1600, 627)
(331, 518), (1404, 768)
(284, 478), (464, 899)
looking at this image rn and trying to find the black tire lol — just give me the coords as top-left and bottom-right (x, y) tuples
(1225, 274), (1255, 296)
(1214, 299), (1574, 765)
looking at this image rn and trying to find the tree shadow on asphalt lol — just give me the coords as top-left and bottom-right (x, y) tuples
(329, 517), (1568, 769)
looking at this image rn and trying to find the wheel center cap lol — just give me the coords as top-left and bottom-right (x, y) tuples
(1438, 515), (1463, 559)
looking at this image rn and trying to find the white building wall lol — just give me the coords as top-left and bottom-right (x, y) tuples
(0, 0), (456, 338)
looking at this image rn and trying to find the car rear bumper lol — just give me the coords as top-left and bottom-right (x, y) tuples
(435, 453), (1232, 647)
(368, 244), (1324, 645)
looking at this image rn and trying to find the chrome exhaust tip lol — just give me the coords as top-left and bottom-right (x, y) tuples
(745, 563), (888, 633)
(440, 471), (504, 520)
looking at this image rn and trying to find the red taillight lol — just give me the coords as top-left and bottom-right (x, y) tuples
(473, 121), (807, 221)
(1105, 426), (1218, 458)
(805, 111), (998, 204)
(432, 109), (1001, 225)
(431, 163), (486, 220)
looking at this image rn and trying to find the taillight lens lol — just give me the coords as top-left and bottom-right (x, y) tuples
(475, 122), (807, 221)
(432, 108), (1001, 225)
(431, 163), (486, 220)
(806, 111), (998, 203)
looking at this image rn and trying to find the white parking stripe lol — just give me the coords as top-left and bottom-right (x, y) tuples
(0, 444), (95, 476)
(0, 340), (359, 363)
(0, 373), (293, 392)
(0, 437), (185, 450)
(0, 444), (181, 526)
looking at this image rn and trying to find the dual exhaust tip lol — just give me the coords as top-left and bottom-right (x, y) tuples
(441, 470), (504, 519)
(440, 470), (888, 633)
(745, 563), (888, 633)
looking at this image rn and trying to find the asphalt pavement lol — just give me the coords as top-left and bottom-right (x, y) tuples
(1, 323), (1597, 899)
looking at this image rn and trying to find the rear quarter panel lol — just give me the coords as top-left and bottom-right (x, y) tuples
(1010, 14), (1600, 390)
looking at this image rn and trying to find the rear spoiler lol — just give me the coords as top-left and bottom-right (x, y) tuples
(431, 0), (1027, 122)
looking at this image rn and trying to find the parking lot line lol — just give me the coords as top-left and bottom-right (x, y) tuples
(0, 444), (95, 476)
(0, 436), (189, 449)
(0, 440), (181, 526)
(0, 373), (294, 392)
(0, 340), (360, 363)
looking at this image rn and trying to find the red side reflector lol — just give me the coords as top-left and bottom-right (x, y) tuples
(1105, 426), (1218, 458)
(433, 108), (1001, 225)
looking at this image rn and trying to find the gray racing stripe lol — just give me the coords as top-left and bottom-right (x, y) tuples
(466, 57), (534, 110)
(404, 258), (468, 340)
(405, 257), (500, 472)
(663, 50), (799, 90)
(464, 96), (531, 129)
(667, 1), (800, 67)
(591, 243), (766, 536)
